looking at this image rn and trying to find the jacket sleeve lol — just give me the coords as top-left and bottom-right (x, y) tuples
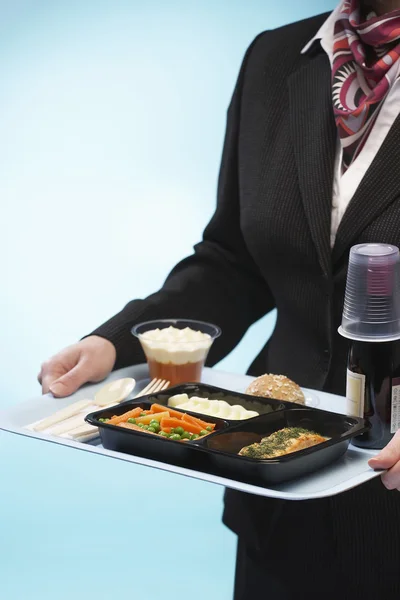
(89, 35), (275, 369)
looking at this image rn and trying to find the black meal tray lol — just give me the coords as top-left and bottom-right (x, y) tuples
(85, 383), (367, 485)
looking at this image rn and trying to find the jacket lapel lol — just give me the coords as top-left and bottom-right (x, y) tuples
(288, 50), (336, 277)
(332, 113), (400, 265)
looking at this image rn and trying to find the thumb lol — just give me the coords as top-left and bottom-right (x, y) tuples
(368, 431), (400, 470)
(49, 363), (89, 397)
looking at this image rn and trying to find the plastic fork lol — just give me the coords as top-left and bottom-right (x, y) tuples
(133, 378), (170, 398)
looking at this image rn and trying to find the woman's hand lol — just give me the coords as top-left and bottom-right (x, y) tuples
(368, 431), (400, 490)
(38, 335), (117, 397)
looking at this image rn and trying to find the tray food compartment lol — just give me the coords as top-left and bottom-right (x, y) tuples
(196, 408), (367, 485)
(85, 400), (229, 468)
(144, 382), (287, 422)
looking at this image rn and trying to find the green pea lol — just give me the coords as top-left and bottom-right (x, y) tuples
(181, 431), (191, 440)
(199, 430), (209, 437)
(191, 434), (200, 440)
(138, 423), (145, 428)
(159, 431), (169, 437)
(152, 424), (160, 433)
(127, 418), (137, 424)
(140, 412), (147, 417)
(206, 426), (213, 432)
(149, 419), (159, 425)
(142, 425), (150, 430)
(98, 418), (106, 423)
(147, 426), (156, 433)
(169, 434), (181, 441)
(174, 426), (184, 436)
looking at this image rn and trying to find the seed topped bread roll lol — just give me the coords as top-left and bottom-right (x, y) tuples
(245, 373), (305, 404)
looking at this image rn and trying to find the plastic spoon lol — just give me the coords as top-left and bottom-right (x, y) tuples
(94, 377), (136, 406)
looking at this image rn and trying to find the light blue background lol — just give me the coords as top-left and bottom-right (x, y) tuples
(1, 2), (335, 599)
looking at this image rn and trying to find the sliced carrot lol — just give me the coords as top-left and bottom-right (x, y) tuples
(160, 417), (203, 434)
(151, 403), (185, 420)
(160, 417), (184, 429)
(161, 427), (172, 434)
(135, 411), (170, 425)
(107, 407), (143, 425)
(118, 422), (157, 435)
(180, 421), (204, 434)
(182, 413), (215, 430)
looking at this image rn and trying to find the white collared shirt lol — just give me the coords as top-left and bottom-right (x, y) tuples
(302, 5), (400, 247)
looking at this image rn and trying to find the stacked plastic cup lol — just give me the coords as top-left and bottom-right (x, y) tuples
(339, 243), (400, 341)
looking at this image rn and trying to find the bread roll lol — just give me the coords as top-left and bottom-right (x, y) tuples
(245, 373), (305, 404)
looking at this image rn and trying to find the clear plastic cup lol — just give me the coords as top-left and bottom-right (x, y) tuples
(131, 319), (221, 386)
(338, 243), (400, 342)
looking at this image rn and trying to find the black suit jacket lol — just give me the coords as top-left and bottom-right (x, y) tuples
(92, 13), (400, 590)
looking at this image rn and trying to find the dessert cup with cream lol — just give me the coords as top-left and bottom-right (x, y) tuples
(132, 319), (221, 386)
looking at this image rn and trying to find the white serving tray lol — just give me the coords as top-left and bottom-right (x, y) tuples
(0, 365), (381, 500)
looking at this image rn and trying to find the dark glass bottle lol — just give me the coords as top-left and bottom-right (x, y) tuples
(346, 339), (400, 449)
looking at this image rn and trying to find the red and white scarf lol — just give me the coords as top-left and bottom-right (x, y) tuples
(332, 1), (400, 171)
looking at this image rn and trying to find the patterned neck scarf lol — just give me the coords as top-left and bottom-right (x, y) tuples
(332, 1), (400, 171)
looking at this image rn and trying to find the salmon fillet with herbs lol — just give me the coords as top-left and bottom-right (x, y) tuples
(238, 427), (328, 459)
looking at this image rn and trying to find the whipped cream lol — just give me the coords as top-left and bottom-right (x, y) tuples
(139, 326), (212, 365)
(168, 393), (259, 420)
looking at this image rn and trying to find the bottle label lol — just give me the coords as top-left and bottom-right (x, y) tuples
(391, 378), (400, 434)
(346, 369), (365, 418)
